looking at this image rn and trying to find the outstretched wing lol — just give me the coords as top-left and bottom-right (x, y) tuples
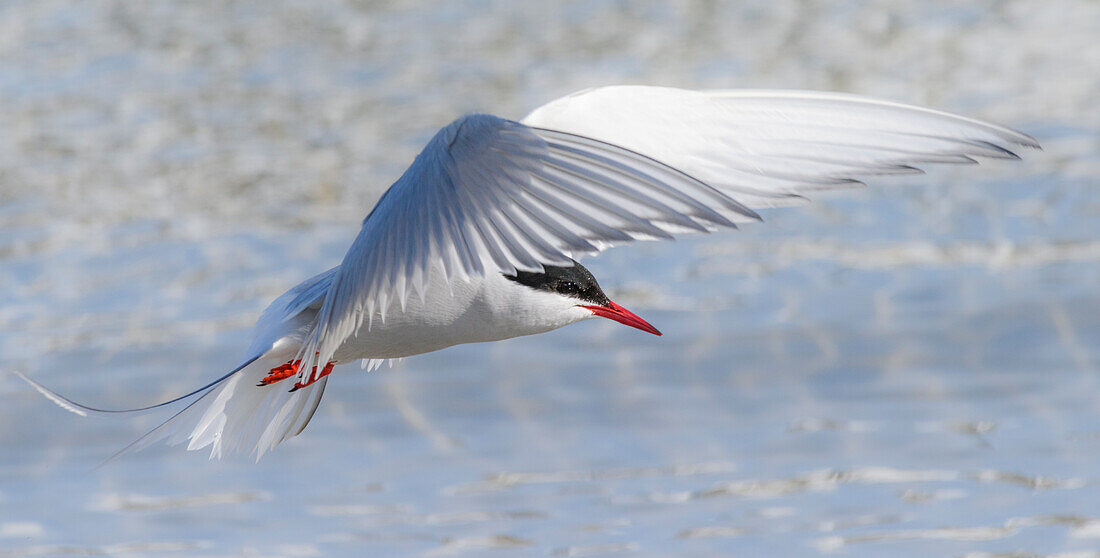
(296, 87), (1037, 383)
(523, 86), (1039, 209)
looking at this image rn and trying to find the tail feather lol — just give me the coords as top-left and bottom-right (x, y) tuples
(11, 355), (259, 417)
(145, 358), (329, 460)
(14, 357), (330, 461)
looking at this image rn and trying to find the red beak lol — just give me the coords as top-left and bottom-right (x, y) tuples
(580, 300), (662, 336)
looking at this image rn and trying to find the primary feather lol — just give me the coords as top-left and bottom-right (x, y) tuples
(524, 86), (1038, 207)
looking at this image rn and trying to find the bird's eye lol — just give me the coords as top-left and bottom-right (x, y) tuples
(559, 281), (578, 294)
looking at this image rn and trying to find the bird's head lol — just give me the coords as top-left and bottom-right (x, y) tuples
(503, 260), (661, 336)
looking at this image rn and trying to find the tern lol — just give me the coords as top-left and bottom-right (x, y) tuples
(18, 86), (1038, 460)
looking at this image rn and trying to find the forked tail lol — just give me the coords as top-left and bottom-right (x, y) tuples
(13, 356), (330, 461)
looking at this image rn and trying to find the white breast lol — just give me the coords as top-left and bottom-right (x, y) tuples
(329, 268), (593, 361)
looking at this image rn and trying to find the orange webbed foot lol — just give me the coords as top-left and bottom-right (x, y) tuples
(258, 361), (300, 387)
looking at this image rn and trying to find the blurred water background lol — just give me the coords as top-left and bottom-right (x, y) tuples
(1, 1), (1098, 556)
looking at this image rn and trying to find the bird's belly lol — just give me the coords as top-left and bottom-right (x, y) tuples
(333, 316), (531, 360)
(329, 274), (564, 361)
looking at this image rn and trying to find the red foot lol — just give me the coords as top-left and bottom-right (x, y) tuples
(257, 360), (336, 390)
(258, 361), (300, 386)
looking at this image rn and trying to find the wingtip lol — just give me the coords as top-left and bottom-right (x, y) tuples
(724, 199), (763, 223)
(974, 138), (1035, 160)
(989, 142), (1022, 160)
(1012, 130), (1042, 151)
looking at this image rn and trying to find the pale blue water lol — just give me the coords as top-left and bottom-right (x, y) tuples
(1, 1), (1099, 557)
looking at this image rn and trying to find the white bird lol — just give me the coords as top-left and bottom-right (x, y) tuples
(18, 86), (1038, 460)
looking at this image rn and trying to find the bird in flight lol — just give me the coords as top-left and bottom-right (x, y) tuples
(18, 86), (1038, 460)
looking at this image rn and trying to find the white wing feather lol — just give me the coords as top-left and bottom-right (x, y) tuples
(523, 86), (1039, 208)
(295, 86), (1037, 384)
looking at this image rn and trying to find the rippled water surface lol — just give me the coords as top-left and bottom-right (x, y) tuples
(1, 1), (1098, 556)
